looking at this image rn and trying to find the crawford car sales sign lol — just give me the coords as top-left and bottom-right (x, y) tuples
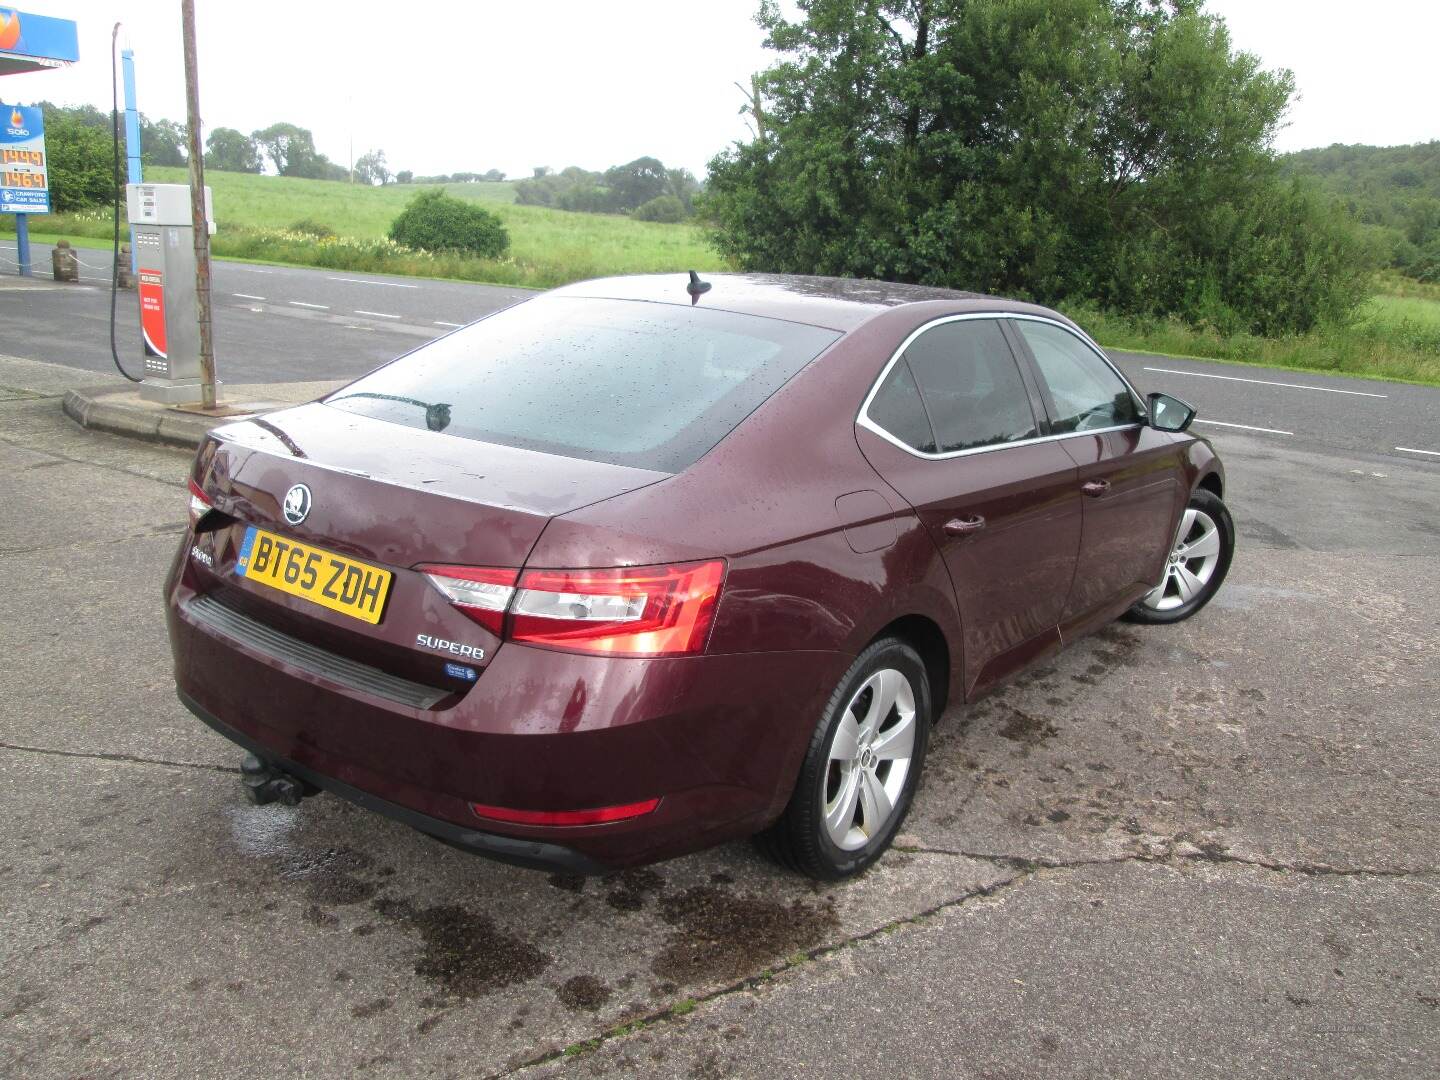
(1, 103), (48, 213)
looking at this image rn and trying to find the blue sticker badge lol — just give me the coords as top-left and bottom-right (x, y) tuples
(444, 662), (478, 682)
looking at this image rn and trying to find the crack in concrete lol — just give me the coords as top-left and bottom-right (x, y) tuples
(0, 426), (189, 486)
(892, 843), (1437, 880)
(500, 844), (1437, 1075)
(0, 524), (185, 558)
(0, 739), (238, 775)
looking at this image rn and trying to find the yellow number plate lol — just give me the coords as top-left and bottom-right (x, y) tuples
(236, 526), (392, 624)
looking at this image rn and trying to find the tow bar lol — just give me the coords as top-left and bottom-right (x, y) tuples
(240, 752), (318, 807)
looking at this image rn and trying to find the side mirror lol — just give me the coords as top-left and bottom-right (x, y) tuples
(1147, 392), (1196, 433)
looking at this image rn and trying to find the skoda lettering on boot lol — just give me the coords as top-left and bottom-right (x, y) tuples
(416, 634), (485, 661)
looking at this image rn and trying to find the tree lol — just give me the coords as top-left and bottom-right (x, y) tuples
(43, 115), (116, 212)
(251, 122), (320, 176)
(395, 169), (414, 184)
(139, 115), (187, 167)
(388, 189), (510, 257)
(205, 126), (261, 172)
(354, 148), (391, 185)
(704, 0), (1370, 334)
(604, 156), (670, 212)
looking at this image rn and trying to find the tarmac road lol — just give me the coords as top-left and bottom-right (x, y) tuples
(4, 240), (1438, 464)
(1, 302), (1438, 1074)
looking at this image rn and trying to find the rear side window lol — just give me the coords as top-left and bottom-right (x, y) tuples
(867, 358), (937, 453)
(1013, 320), (1140, 433)
(896, 320), (1038, 453)
(325, 297), (840, 472)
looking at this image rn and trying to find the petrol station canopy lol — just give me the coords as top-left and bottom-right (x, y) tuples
(0, 7), (79, 76)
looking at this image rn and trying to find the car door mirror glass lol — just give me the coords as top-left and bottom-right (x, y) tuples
(1147, 392), (1196, 433)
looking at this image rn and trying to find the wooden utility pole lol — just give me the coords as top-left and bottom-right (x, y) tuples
(181, 0), (218, 408)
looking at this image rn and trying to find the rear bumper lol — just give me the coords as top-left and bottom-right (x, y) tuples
(167, 565), (848, 871)
(180, 689), (609, 875)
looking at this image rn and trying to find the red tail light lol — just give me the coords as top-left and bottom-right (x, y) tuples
(187, 478), (213, 527)
(417, 559), (725, 657)
(469, 797), (661, 827)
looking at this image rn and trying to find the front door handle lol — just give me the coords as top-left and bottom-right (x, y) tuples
(943, 515), (986, 536)
(1082, 479), (1111, 497)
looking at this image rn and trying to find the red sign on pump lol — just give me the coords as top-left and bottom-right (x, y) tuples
(138, 270), (166, 358)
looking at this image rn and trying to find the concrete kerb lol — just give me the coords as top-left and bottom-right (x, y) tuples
(60, 380), (346, 450)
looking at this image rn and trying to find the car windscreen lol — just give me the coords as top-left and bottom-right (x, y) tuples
(324, 296), (841, 473)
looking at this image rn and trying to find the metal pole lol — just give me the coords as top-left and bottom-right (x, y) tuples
(122, 48), (142, 273)
(14, 213), (30, 277)
(180, 0), (217, 409)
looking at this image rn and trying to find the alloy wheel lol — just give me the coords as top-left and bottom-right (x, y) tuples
(1142, 507), (1223, 611)
(821, 667), (917, 851)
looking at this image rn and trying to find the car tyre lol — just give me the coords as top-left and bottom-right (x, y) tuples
(1123, 488), (1235, 625)
(755, 637), (931, 880)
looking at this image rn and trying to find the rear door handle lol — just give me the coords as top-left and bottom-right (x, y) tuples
(943, 515), (986, 536)
(1082, 480), (1111, 497)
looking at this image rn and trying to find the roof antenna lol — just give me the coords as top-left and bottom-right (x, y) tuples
(686, 270), (712, 305)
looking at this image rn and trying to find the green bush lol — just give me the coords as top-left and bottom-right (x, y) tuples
(387, 189), (509, 257)
(44, 116), (116, 213)
(634, 194), (688, 224)
(287, 217), (335, 238)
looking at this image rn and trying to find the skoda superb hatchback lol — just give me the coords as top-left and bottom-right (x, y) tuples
(167, 274), (1232, 879)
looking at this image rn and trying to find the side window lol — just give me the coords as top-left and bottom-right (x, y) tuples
(901, 320), (1038, 453)
(1013, 321), (1140, 434)
(867, 358), (937, 453)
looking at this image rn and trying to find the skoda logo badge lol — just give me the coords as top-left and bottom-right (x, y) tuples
(282, 484), (312, 525)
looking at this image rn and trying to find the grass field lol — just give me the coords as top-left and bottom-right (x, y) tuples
(5, 169), (1437, 384)
(9, 166), (724, 288)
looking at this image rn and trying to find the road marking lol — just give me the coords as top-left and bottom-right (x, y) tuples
(1141, 366), (1387, 398)
(231, 266), (271, 273)
(1395, 446), (1440, 457)
(288, 301), (328, 310)
(1193, 418), (1294, 436)
(327, 276), (419, 289)
(354, 309), (401, 319)
(434, 320), (464, 328)
(233, 293), (265, 301)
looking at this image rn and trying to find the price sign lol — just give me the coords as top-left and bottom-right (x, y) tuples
(1, 104), (48, 213)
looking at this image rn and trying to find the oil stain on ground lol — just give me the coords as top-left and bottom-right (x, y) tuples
(651, 886), (838, 985)
(373, 897), (550, 999)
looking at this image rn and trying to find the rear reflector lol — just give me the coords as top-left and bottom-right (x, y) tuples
(418, 565), (518, 635)
(469, 797), (661, 827)
(187, 478), (212, 527)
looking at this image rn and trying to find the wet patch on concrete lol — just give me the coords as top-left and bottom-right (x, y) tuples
(547, 873), (586, 893)
(372, 897), (550, 999)
(605, 867), (666, 912)
(997, 706), (1059, 747)
(652, 886), (839, 985)
(350, 997), (393, 1019)
(556, 973), (612, 1012)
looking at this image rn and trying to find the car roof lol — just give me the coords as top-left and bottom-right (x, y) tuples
(547, 273), (1068, 333)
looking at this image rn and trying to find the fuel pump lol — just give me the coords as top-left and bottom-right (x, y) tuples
(124, 182), (215, 403)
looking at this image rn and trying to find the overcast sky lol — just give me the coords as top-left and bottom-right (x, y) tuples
(8, 1), (1438, 178)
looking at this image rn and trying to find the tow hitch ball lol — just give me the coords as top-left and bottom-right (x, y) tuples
(240, 753), (317, 807)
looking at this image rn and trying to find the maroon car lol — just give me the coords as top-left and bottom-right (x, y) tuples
(167, 273), (1232, 879)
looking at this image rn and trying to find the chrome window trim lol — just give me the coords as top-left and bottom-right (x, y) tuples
(855, 311), (1146, 462)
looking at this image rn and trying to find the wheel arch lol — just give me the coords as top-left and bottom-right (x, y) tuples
(1196, 470), (1223, 499)
(867, 613), (952, 721)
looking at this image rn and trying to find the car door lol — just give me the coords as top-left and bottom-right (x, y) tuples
(1008, 317), (1186, 638)
(856, 315), (1083, 699)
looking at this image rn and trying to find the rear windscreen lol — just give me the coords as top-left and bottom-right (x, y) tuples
(325, 297), (841, 472)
